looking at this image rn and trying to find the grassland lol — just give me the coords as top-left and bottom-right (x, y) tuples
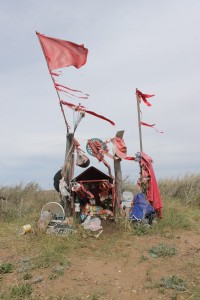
(0, 174), (200, 300)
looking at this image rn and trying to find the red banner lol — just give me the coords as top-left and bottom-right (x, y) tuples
(36, 32), (88, 70)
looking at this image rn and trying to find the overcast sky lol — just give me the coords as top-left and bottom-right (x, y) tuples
(0, 0), (200, 189)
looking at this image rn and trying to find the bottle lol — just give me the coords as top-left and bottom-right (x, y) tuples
(74, 196), (80, 213)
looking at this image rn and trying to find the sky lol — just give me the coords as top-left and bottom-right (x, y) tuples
(0, 0), (200, 189)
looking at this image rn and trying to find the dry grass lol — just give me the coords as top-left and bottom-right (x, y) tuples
(0, 174), (200, 299)
(0, 182), (59, 222)
(158, 173), (200, 206)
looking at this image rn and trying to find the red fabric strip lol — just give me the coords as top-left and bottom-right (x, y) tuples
(136, 89), (154, 106)
(55, 86), (89, 99)
(50, 71), (61, 76)
(61, 100), (115, 126)
(140, 122), (155, 127)
(60, 100), (85, 110)
(55, 83), (89, 96)
(85, 110), (115, 126)
(140, 122), (163, 133)
(125, 156), (135, 160)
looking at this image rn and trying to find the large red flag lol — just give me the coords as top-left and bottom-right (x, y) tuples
(36, 32), (88, 70)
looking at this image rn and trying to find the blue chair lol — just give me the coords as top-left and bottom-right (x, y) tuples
(129, 193), (155, 225)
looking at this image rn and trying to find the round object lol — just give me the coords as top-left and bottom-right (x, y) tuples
(86, 138), (107, 157)
(41, 202), (65, 220)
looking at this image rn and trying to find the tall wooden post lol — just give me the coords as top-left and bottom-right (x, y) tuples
(113, 130), (124, 208)
(61, 133), (75, 215)
(61, 133), (75, 186)
(136, 89), (143, 153)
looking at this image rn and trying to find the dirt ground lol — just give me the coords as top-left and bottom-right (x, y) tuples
(1, 221), (200, 300)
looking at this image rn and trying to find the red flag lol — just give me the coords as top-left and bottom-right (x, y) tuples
(36, 32), (88, 70)
(136, 89), (154, 106)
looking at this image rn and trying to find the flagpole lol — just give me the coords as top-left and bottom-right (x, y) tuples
(36, 32), (70, 134)
(136, 88), (143, 153)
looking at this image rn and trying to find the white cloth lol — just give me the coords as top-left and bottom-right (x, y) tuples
(59, 178), (70, 197)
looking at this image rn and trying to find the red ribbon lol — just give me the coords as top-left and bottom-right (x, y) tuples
(50, 71), (62, 76)
(61, 100), (115, 126)
(136, 89), (154, 106)
(55, 84), (89, 99)
(55, 83), (89, 96)
(140, 122), (163, 133)
(125, 156), (135, 160)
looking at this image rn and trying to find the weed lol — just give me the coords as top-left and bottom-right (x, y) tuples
(139, 254), (148, 262)
(149, 243), (178, 257)
(0, 262), (14, 274)
(23, 273), (32, 280)
(2, 283), (32, 299)
(34, 247), (67, 268)
(133, 223), (151, 236)
(53, 265), (65, 274)
(90, 293), (101, 300)
(48, 273), (58, 280)
(157, 275), (187, 291)
(189, 287), (200, 300)
(17, 257), (35, 273)
(48, 265), (65, 280)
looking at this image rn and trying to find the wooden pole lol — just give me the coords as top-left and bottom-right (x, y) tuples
(36, 32), (70, 133)
(113, 130), (124, 209)
(60, 132), (75, 216)
(61, 133), (75, 185)
(136, 89), (143, 153)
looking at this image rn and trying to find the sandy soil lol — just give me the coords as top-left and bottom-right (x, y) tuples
(1, 222), (200, 300)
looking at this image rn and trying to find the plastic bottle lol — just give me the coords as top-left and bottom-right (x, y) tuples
(74, 197), (80, 213)
(37, 211), (53, 231)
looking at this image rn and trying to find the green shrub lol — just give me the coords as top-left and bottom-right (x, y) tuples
(2, 283), (32, 299)
(0, 263), (14, 274)
(149, 243), (178, 257)
(157, 275), (187, 291)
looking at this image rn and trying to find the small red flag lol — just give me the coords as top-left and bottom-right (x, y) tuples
(36, 32), (88, 70)
(136, 89), (154, 106)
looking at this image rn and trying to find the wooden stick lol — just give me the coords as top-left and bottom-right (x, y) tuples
(114, 130), (124, 210)
(136, 89), (143, 153)
(36, 32), (70, 133)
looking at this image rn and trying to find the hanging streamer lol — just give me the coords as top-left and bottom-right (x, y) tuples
(61, 100), (115, 126)
(140, 122), (164, 133)
(136, 89), (154, 107)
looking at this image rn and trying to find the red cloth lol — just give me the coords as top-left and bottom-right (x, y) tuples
(140, 122), (164, 134)
(72, 183), (94, 199)
(141, 152), (163, 216)
(136, 89), (154, 106)
(61, 100), (115, 126)
(36, 32), (88, 70)
(112, 137), (127, 159)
